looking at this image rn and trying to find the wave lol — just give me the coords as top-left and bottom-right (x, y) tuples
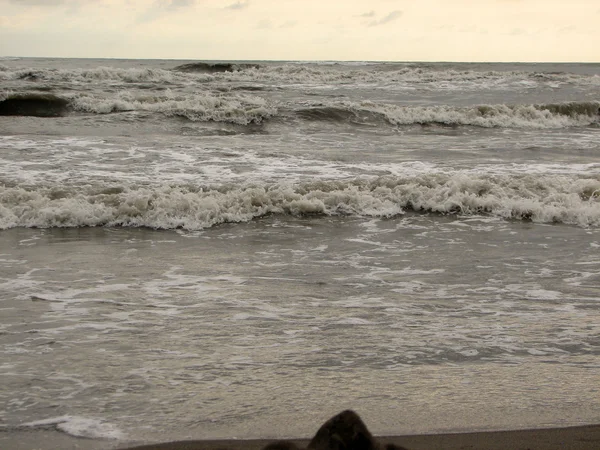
(2, 63), (599, 90)
(203, 64), (600, 90)
(293, 101), (600, 128)
(70, 91), (275, 124)
(2, 174), (599, 230)
(0, 63), (258, 84)
(173, 62), (260, 73)
(0, 90), (275, 124)
(3, 88), (596, 128)
(0, 92), (69, 117)
(296, 106), (373, 123)
(0, 66), (188, 84)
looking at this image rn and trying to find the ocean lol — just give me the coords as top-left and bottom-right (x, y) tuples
(1, 57), (599, 447)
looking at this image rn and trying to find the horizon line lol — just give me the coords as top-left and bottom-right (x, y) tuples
(2, 55), (599, 64)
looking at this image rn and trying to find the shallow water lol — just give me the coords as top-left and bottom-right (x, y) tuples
(1, 216), (599, 441)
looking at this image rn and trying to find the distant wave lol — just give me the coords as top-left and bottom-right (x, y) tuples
(2, 63), (599, 89)
(205, 64), (600, 90)
(0, 66), (189, 84)
(293, 101), (600, 129)
(173, 62), (260, 73)
(2, 174), (599, 229)
(0, 63), (260, 84)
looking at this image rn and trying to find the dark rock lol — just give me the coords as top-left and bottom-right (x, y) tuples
(308, 410), (377, 450)
(306, 410), (408, 450)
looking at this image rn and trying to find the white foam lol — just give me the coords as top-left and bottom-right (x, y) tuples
(1, 171), (599, 230)
(563, 272), (597, 286)
(524, 289), (563, 300)
(22, 415), (125, 439)
(71, 90), (276, 125)
(334, 317), (376, 325)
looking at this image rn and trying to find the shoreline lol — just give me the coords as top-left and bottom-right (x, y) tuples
(117, 424), (600, 450)
(2, 424), (600, 450)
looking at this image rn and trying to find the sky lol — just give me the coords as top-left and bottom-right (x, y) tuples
(0, 0), (599, 62)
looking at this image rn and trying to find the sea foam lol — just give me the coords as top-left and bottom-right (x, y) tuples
(1, 174), (599, 230)
(20, 415), (125, 440)
(70, 90), (276, 124)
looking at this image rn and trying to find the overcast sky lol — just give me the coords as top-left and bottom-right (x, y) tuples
(1, 0), (599, 61)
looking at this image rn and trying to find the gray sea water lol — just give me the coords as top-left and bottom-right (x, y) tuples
(1, 58), (599, 446)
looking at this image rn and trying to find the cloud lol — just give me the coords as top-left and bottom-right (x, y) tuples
(166, 0), (194, 9)
(7, 0), (66, 4)
(459, 25), (477, 33)
(4, 0), (85, 15)
(135, 0), (196, 24)
(558, 25), (576, 34)
(5, 0), (88, 7)
(226, 0), (249, 10)
(369, 10), (403, 26)
(359, 10), (375, 18)
(280, 20), (297, 29)
(257, 19), (272, 29)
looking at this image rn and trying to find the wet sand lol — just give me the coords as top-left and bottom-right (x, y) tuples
(3, 425), (600, 450)
(116, 425), (600, 450)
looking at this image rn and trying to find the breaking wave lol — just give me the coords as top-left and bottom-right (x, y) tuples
(2, 88), (597, 128)
(70, 91), (275, 124)
(0, 90), (275, 124)
(2, 174), (599, 230)
(0, 92), (69, 117)
(293, 101), (600, 128)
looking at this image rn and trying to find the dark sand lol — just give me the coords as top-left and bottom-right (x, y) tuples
(115, 425), (600, 450)
(3, 425), (599, 450)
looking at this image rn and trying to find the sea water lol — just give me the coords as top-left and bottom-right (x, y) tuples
(1, 58), (599, 445)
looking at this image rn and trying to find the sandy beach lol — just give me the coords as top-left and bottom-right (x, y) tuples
(2, 424), (600, 450)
